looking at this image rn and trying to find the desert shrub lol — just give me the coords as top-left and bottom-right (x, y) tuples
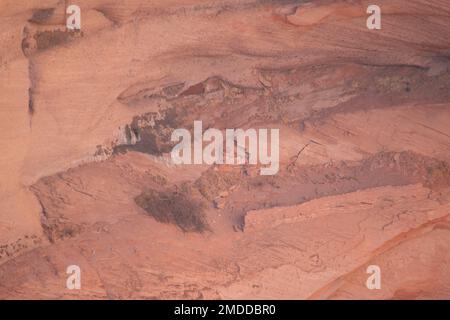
(135, 189), (208, 232)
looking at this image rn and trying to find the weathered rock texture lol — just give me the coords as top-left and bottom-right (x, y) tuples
(0, 0), (449, 299)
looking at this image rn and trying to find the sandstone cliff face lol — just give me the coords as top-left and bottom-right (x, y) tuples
(0, 0), (449, 299)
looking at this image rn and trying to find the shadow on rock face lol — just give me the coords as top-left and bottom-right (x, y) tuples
(135, 189), (209, 233)
(29, 8), (55, 24)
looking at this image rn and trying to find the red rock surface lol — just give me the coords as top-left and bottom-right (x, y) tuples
(0, 0), (449, 299)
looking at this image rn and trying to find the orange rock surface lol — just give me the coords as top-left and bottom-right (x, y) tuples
(0, 0), (449, 299)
